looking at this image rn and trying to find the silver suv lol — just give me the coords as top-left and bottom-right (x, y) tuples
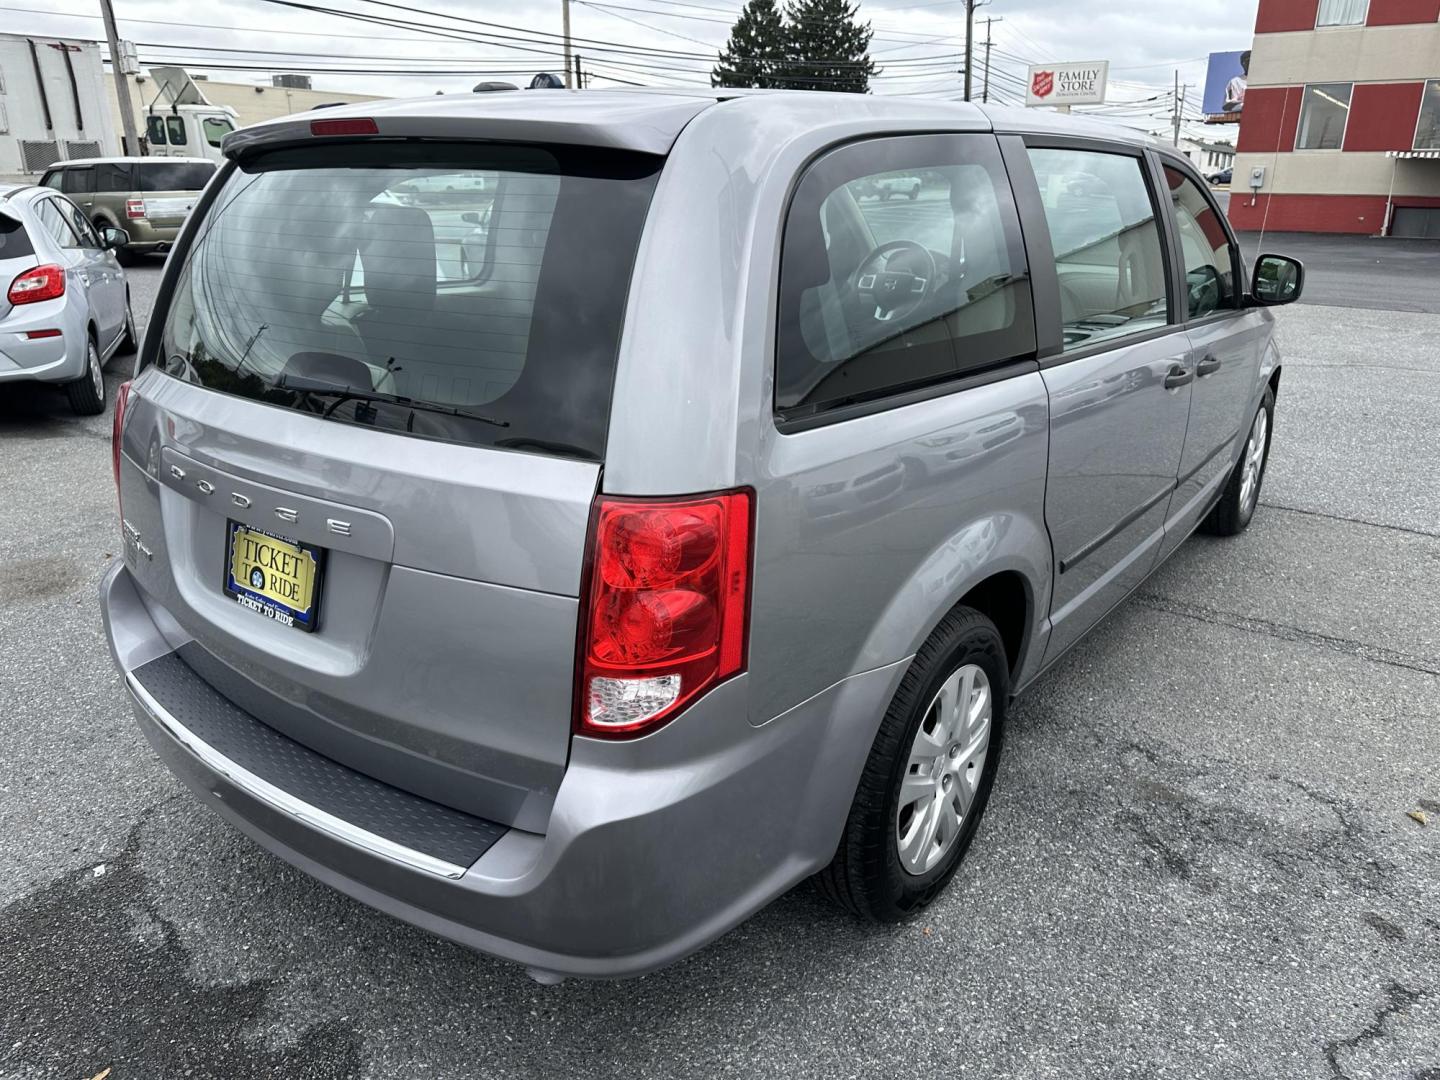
(100, 92), (1302, 982)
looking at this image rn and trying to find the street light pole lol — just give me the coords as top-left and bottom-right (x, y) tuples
(562, 0), (574, 88)
(98, 0), (139, 155)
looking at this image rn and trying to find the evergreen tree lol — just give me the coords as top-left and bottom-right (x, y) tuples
(782, 0), (875, 93)
(712, 0), (788, 89)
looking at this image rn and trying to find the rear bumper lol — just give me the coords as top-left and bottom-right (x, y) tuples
(124, 221), (182, 245)
(102, 561), (906, 978)
(0, 298), (87, 383)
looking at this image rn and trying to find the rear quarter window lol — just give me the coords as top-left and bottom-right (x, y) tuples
(154, 141), (660, 460)
(775, 134), (1035, 420)
(137, 162), (215, 192)
(0, 213), (35, 258)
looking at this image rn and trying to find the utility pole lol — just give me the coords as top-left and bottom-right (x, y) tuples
(962, 0), (976, 101)
(981, 16), (1001, 104)
(98, 0), (139, 155)
(562, 0), (574, 88)
(573, 53), (584, 89)
(1172, 69), (1181, 146)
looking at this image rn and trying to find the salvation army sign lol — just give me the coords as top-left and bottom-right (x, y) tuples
(1025, 61), (1109, 107)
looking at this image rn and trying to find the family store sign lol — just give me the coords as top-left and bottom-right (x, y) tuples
(1024, 61), (1110, 107)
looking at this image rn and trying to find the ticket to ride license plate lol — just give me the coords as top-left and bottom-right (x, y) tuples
(224, 521), (325, 633)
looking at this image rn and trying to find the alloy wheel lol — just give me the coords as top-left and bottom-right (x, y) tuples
(1239, 407), (1268, 515)
(896, 663), (992, 875)
(88, 341), (103, 400)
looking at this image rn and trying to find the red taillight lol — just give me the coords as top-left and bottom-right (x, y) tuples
(24, 328), (62, 339)
(112, 380), (132, 492)
(576, 490), (752, 738)
(7, 263), (65, 305)
(125, 198), (145, 219)
(310, 117), (379, 136)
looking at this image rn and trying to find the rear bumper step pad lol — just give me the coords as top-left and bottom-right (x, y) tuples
(128, 651), (506, 878)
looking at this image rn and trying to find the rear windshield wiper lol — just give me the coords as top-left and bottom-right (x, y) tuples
(274, 376), (510, 429)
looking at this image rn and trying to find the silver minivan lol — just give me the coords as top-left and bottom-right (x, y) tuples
(100, 92), (1303, 982)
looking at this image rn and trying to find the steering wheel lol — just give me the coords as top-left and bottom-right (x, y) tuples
(854, 240), (938, 324)
(1186, 264), (1223, 318)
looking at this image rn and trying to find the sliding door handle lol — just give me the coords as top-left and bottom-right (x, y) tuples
(1196, 355), (1223, 377)
(1163, 364), (1194, 390)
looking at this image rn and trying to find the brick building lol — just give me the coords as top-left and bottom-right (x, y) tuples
(1229, 0), (1440, 236)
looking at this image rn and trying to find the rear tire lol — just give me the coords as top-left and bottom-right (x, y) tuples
(65, 335), (106, 416)
(1202, 386), (1274, 536)
(815, 606), (1008, 922)
(116, 296), (139, 355)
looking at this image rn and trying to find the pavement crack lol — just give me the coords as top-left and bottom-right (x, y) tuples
(1257, 502), (1440, 540)
(1323, 983), (1428, 1080)
(1133, 593), (1440, 677)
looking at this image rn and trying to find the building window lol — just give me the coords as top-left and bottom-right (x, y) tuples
(1417, 80), (1440, 151)
(1296, 83), (1352, 150)
(1316, 0), (1368, 25)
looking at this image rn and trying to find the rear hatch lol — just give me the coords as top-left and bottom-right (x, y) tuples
(118, 137), (661, 832)
(131, 160), (216, 225)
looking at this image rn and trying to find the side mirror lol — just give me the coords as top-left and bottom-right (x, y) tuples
(101, 226), (130, 251)
(461, 211), (482, 225)
(1250, 253), (1303, 306)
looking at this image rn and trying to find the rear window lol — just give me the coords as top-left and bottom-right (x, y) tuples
(0, 213), (35, 259)
(155, 141), (660, 460)
(137, 162), (215, 192)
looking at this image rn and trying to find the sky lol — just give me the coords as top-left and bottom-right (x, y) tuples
(12, 0), (1259, 139)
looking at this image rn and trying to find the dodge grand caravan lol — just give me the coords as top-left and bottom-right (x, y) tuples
(100, 91), (1303, 982)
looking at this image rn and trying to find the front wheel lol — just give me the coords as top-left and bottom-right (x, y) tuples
(815, 606), (1008, 921)
(1202, 385), (1274, 536)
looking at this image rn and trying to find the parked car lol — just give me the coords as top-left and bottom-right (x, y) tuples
(38, 157), (216, 265)
(855, 172), (923, 200)
(0, 182), (136, 413)
(100, 93), (1303, 983)
(1207, 166), (1233, 185)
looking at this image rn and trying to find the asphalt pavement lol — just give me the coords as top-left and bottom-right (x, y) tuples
(1, 251), (1438, 1080)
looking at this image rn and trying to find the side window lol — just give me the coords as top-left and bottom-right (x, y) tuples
(1025, 147), (1170, 352)
(94, 162), (133, 192)
(35, 198), (83, 249)
(202, 117), (234, 147)
(1163, 165), (1237, 319)
(776, 135), (1034, 417)
(40, 169), (65, 190)
(60, 167), (94, 196)
(56, 197), (101, 248)
(166, 116), (188, 146)
(146, 115), (168, 146)
(1296, 83), (1352, 149)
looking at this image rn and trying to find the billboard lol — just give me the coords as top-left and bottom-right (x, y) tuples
(1024, 61), (1109, 107)
(1202, 50), (1250, 122)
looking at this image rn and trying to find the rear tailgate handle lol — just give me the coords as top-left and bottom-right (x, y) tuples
(1196, 355), (1222, 377)
(1164, 364), (1195, 390)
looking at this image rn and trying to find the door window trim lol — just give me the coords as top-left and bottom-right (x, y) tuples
(1152, 149), (1246, 330)
(1014, 133), (1182, 371)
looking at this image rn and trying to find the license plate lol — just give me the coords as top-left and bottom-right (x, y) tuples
(224, 521), (325, 633)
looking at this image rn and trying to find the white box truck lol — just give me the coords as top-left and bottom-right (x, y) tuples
(1, 38), (239, 179)
(0, 33), (120, 178)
